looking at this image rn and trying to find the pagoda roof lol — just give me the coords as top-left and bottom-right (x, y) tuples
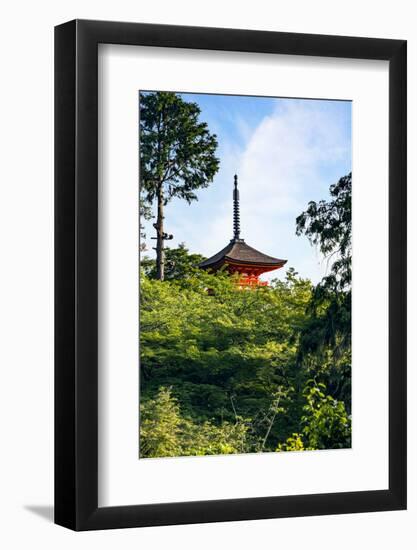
(199, 239), (287, 270)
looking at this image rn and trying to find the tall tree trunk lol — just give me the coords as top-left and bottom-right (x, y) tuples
(156, 185), (165, 280)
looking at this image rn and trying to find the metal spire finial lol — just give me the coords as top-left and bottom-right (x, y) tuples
(233, 174), (241, 240)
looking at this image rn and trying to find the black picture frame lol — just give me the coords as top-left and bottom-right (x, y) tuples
(55, 19), (407, 531)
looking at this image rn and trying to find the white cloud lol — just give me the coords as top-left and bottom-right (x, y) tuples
(143, 99), (351, 285)
(200, 100), (350, 283)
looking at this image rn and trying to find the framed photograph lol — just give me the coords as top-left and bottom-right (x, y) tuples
(55, 19), (406, 530)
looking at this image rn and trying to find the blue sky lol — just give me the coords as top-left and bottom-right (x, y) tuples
(141, 92), (351, 284)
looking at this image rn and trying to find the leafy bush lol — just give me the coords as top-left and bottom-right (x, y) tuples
(139, 266), (351, 456)
(140, 387), (248, 458)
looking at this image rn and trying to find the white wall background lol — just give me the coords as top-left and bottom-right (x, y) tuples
(0, 0), (414, 547)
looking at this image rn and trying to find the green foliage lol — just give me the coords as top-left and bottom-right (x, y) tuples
(140, 387), (248, 458)
(139, 173), (352, 458)
(139, 197), (153, 251)
(141, 243), (206, 281)
(139, 91), (219, 278)
(276, 433), (312, 452)
(296, 173), (352, 412)
(301, 382), (351, 449)
(140, 91), (219, 205)
(140, 386), (183, 458)
(140, 267), (352, 456)
(296, 172), (351, 291)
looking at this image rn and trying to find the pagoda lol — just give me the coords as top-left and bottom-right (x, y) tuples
(199, 175), (287, 287)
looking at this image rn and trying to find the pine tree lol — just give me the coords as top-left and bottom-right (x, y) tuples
(139, 92), (219, 280)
